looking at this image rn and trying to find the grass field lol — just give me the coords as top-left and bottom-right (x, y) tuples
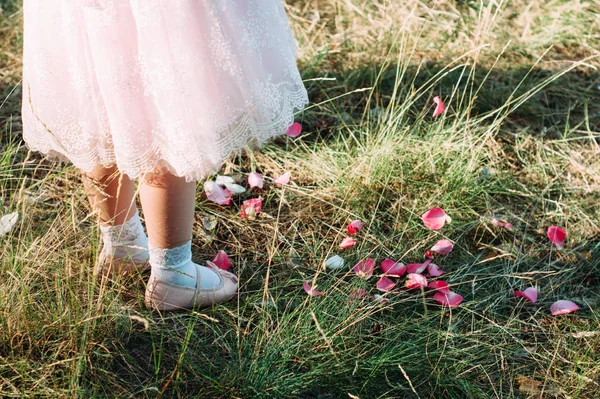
(1, 0), (600, 397)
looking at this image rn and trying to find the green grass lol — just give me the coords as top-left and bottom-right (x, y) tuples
(1, 0), (600, 398)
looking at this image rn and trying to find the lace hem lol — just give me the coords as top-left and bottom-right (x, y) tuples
(22, 86), (309, 182)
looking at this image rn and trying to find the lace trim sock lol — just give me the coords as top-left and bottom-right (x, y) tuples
(99, 209), (149, 263)
(149, 240), (220, 289)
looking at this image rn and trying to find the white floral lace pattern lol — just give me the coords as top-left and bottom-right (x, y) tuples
(149, 240), (193, 267)
(99, 209), (149, 263)
(21, 0), (309, 182)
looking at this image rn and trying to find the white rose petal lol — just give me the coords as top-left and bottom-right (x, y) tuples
(0, 212), (19, 236)
(215, 175), (235, 186)
(224, 183), (246, 194)
(324, 255), (345, 269)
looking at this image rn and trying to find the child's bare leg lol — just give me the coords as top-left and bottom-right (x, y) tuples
(82, 164), (136, 226)
(138, 167), (195, 249)
(82, 164), (149, 272)
(139, 167), (220, 288)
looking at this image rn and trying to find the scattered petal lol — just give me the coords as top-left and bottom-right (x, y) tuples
(373, 294), (390, 303)
(215, 175), (235, 186)
(349, 288), (368, 300)
(303, 282), (323, 297)
(406, 262), (428, 274)
(550, 300), (579, 315)
(380, 259), (406, 277)
(273, 172), (291, 186)
(240, 197), (264, 219)
(248, 172), (264, 189)
(347, 220), (363, 235)
(431, 239), (454, 255)
(324, 255), (345, 269)
(405, 273), (428, 290)
(547, 226), (566, 250)
(432, 96), (445, 117)
(224, 183), (246, 194)
(202, 215), (217, 231)
(286, 122), (303, 138)
(428, 280), (450, 294)
(212, 250), (231, 271)
(424, 250), (433, 259)
(376, 276), (396, 292)
(514, 287), (538, 303)
(433, 291), (463, 307)
(340, 237), (357, 249)
(492, 218), (513, 230)
(353, 258), (375, 279)
(421, 207), (451, 230)
(0, 212), (18, 236)
(427, 263), (445, 277)
(204, 181), (233, 205)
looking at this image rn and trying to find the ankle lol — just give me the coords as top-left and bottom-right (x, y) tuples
(100, 209), (149, 263)
(149, 241), (220, 289)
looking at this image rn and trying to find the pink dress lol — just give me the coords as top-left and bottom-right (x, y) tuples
(21, 0), (309, 182)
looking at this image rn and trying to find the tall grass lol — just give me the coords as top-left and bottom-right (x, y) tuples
(1, 0), (600, 398)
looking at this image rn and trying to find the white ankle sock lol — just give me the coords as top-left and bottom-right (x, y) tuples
(148, 240), (220, 289)
(99, 209), (149, 263)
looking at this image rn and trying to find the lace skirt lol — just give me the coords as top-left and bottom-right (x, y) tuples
(21, 0), (309, 181)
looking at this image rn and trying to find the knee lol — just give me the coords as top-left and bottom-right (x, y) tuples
(141, 164), (173, 188)
(83, 164), (119, 182)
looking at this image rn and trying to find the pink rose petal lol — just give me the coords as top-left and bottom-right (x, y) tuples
(514, 287), (537, 303)
(433, 291), (462, 307)
(212, 250), (231, 271)
(286, 122), (303, 138)
(353, 258), (375, 279)
(340, 237), (357, 249)
(406, 260), (430, 274)
(273, 172), (291, 186)
(204, 181), (233, 205)
(424, 250), (433, 259)
(240, 197), (264, 219)
(547, 226), (566, 250)
(431, 239), (454, 255)
(347, 220), (363, 235)
(492, 218), (513, 229)
(248, 172), (264, 189)
(421, 207), (451, 230)
(376, 276), (396, 292)
(550, 300), (579, 315)
(432, 96), (445, 117)
(380, 259), (406, 277)
(405, 273), (428, 290)
(428, 280), (450, 294)
(427, 263), (445, 277)
(303, 282), (323, 297)
(349, 288), (368, 300)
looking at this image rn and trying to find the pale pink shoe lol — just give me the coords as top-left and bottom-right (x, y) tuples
(144, 261), (239, 311)
(94, 248), (151, 280)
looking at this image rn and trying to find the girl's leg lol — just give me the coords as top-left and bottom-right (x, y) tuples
(82, 164), (136, 226)
(139, 167), (220, 289)
(83, 165), (149, 274)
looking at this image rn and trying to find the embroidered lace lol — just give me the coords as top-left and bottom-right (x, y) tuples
(149, 240), (193, 268)
(99, 209), (149, 263)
